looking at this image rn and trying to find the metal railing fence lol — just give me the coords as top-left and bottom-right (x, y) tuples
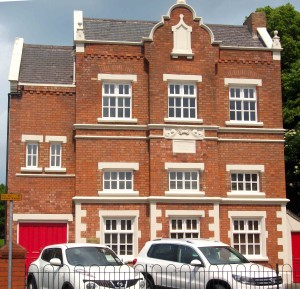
(23, 263), (299, 289)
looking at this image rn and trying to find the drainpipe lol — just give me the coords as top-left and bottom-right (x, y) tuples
(4, 87), (23, 244)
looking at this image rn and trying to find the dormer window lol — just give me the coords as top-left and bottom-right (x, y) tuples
(171, 14), (193, 59)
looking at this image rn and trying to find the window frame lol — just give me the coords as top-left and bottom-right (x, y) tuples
(169, 217), (200, 239)
(21, 135), (43, 173)
(45, 136), (67, 173)
(229, 86), (257, 123)
(97, 74), (137, 123)
(98, 210), (139, 262)
(103, 171), (133, 191)
(226, 165), (265, 198)
(164, 163), (205, 196)
(169, 171), (199, 191)
(98, 162), (139, 196)
(224, 78), (263, 127)
(167, 82), (197, 120)
(49, 142), (62, 169)
(229, 211), (268, 262)
(102, 82), (133, 120)
(103, 218), (134, 257)
(26, 142), (39, 168)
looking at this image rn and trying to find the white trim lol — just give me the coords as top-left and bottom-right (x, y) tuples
(75, 202), (87, 243)
(75, 135), (148, 140)
(44, 168), (67, 173)
(98, 190), (139, 197)
(74, 124), (147, 130)
(257, 28), (272, 48)
(45, 136), (67, 143)
(98, 162), (139, 171)
(165, 162), (204, 170)
(163, 74), (202, 82)
(225, 121), (264, 127)
(226, 164), (265, 172)
(99, 210), (140, 217)
(19, 82), (75, 88)
(273, 51), (281, 61)
(165, 191), (205, 197)
(21, 135), (43, 142)
(209, 204), (220, 241)
(165, 210), (205, 217)
(227, 192), (266, 198)
(72, 195), (288, 205)
(97, 118), (138, 124)
(228, 211), (266, 218)
(16, 173), (75, 178)
(74, 10), (84, 41)
(164, 118), (204, 124)
(13, 214), (73, 222)
(150, 203), (161, 240)
(8, 37), (24, 91)
(219, 138), (284, 143)
(20, 167), (43, 173)
(98, 74), (137, 82)
(224, 78), (262, 86)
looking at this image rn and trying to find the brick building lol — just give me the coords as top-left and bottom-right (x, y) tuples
(8, 0), (288, 269)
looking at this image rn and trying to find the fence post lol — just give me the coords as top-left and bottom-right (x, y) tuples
(276, 263), (279, 289)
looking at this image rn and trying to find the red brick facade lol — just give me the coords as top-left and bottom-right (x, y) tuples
(7, 1), (287, 269)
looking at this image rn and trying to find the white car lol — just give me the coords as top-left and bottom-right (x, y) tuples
(27, 243), (147, 289)
(133, 239), (284, 289)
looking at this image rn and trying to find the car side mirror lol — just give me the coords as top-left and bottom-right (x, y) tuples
(190, 259), (204, 267)
(50, 258), (62, 267)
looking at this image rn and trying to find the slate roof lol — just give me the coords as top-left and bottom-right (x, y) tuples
(206, 24), (265, 47)
(19, 44), (74, 85)
(83, 18), (156, 43)
(83, 18), (266, 48)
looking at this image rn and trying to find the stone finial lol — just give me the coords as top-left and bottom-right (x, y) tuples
(272, 30), (281, 49)
(176, 0), (186, 3)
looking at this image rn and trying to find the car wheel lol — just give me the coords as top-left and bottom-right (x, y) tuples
(62, 283), (74, 289)
(145, 275), (155, 289)
(214, 284), (226, 289)
(27, 277), (37, 289)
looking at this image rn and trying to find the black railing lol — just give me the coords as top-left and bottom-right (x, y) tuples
(24, 263), (299, 289)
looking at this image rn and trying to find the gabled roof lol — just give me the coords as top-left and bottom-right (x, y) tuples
(19, 44), (74, 85)
(82, 18), (266, 48)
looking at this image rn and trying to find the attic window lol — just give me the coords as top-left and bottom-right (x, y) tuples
(171, 14), (194, 59)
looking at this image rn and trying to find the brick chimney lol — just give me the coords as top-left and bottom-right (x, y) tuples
(244, 12), (267, 38)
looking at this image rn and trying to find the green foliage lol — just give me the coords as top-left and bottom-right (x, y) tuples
(257, 4), (300, 215)
(256, 4), (300, 70)
(0, 184), (6, 239)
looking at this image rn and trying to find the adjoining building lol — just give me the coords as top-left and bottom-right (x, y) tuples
(8, 0), (291, 276)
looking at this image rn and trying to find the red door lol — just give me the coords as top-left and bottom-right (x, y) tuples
(19, 223), (67, 271)
(292, 232), (300, 283)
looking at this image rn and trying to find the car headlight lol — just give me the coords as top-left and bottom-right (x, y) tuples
(232, 274), (256, 285)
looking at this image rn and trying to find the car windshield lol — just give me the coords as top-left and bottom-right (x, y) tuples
(66, 247), (123, 266)
(199, 246), (250, 265)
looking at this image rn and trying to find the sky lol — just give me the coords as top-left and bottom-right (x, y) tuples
(0, 0), (300, 185)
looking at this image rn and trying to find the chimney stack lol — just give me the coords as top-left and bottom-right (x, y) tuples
(244, 12), (267, 38)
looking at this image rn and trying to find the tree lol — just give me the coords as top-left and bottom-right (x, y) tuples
(256, 4), (300, 216)
(0, 184), (6, 239)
